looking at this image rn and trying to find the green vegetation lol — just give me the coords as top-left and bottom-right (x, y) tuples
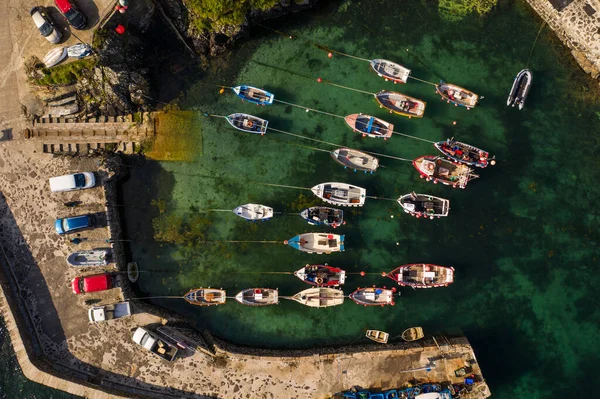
(438, 0), (498, 21)
(185, 0), (279, 31)
(92, 27), (109, 49)
(152, 212), (213, 249)
(286, 193), (321, 212)
(35, 58), (96, 86)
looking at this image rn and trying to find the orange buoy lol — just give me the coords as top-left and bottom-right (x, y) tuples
(283, 240), (288, 245)
(328, 52), (333, 58)
(452, 121), (457, 125)
(360, 271), (365, 276)
(381, 272), (387, 277)
(115, 24), (126, 34)
(317, 78), (322, 83)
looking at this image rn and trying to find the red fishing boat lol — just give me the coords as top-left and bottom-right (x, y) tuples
(413, 155), (478, 189)
(349, 286), (395, 306)
(386, 264), (454, 288)
(294, 264), (346, 286)
(434, 139), (493, 168)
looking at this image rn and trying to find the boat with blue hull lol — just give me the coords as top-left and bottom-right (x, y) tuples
(299, 206), (344, 227)
(232, 85), (274, 105)
(285, 233), (345, 254)
(343, 385), (452, 399)
(345, 113), (394, 139)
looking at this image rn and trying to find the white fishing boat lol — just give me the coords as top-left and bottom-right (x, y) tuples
(234, 288), (279, 306)
(184, 288), (226, 306)
(349, 287), (396, 306)
(43, 47), (68, 68)
(397, 192), (450, 219)
(311, 182), (366, 207)
(225, 113), (268, 135)
(331, 148), (379, 173)
(67, 249), (109, 266)
(290, 287), (344, 308)
(370, 59), (411, 84)
(67, 43), (92, 58)
(286, 233), (345, 254)
(233, 203), (273, 221)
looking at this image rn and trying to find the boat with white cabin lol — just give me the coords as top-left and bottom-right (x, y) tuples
(397, 192), (450, 219)
(290, 287), (344, 308)
(285, 233), (345, 254)
(311, 182), (366, 207)
(370, 59), (411, 83)
(234, 288), (279, 306)
(331, 147), (379, 173)
(233, 203), (273, 221)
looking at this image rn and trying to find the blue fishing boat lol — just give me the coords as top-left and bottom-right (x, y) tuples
(232, 85), (274, 105)
(299, 206), (344, 227)
(383, 389), (398, 399)
(285, 233), (345, 254)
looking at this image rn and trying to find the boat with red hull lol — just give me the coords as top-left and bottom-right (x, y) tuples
(294, 264), (346, 286)
(413, 155), (478, 189)
(386, 264), (454, 288)
(349, 286), (396, 306)
(434, 139), (493, 168)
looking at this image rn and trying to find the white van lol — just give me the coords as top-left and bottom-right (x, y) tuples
(49, 172), (96, 192)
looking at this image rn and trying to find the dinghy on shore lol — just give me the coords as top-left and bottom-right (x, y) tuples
(311, 182), (366, 207)
(397, 192), (450, 219)
(294, 264), (346, 286)
(233, 203), (273, 221)
(434, 139), (493, 168)
(386, 264), (454, 288)
(232, 85), (274, 105)
(67, 43), (92, 58)
(43, 47), (68, 68)
(234, 288), (279, 306)
(184, 288), (226, 306)
(299, 207), (344, 227)
(345, 113), (394, 139)
(285, 233), (345, 254)
(67, 249), (110, 266)
(507, 69), (532, 110)
(436, 81), (479, 109)
(349, 287), (395, 306)
(291, 287), (344, 308)
(331, 147), (379, 173)
(375, 90), (426, 118)
(413, 156), (478, 189)
(370, 59), (411, 84)
(226, 113), (268, 135)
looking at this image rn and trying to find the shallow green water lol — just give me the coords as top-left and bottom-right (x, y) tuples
(120, 0), (600, 397)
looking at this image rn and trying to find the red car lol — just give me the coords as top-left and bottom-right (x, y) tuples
(54, 0), (87, 30)
(72, 274), (113, 294)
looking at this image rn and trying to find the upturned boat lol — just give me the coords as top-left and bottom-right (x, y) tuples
(507, 69), (532, 110)
(413, 156), (478, 189)
(225, 113), (268, 135)
(294, 264), (346, 286)
(311, 182), (366, 207)
(386, 264), (454, 288)
(345, 113), (394, 139)
(285, 233), (345, 254)
(43, 47), (68, 68)
(233, 203), (273, 221)
(370, 59), (411, 84)
(401, 326), (424, 341)
(291, 287), (344, 308)
(231, 85), (274, 105)
(184, 288), (226, 306)
(365, 330), (389, 344)
(397, 192), (450, 219)
(234, 288), (279, 306)
(67, 43), (92, 58)
(299, 207), (344, 227)
(349, 287), (395, 306)
(67, 249), (110, 266)
(331, 148), (379, 173)
(375, 90), (426, 118)
(434, 139), (492, 168)
(435, 81), (479, 109)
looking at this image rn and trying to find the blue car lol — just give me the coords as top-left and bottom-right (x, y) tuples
(55, 215), (93, 235)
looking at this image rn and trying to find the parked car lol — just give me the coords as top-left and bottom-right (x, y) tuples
(72, 273), (113, 294)
(132, 327), (178, 362)
(54, 0), (86, 30)
(49, 172), (95, 192)
(30, 6), (62, 44)
(55, 214), (93, 235)
(88, 302), (131, 323)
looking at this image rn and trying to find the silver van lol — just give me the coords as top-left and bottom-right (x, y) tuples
(49, 172), (96, 192)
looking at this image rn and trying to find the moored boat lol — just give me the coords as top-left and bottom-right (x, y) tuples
(375, 90), (426, 118)
(349, 287), (395, 306)
(299, 206), (344, 227)
(294, 264), (346, 286)
(233, 203), (273, 221)
(366, 330), (389, 344)
(67, 249), (110, 266)
(507, 69), (532, 110)
(232, 85), (274, 105)
(67, 43), (92, 58)
(397, 192), (450, 219)
(290, 287), (344, 308)
(434, 139), (493, 168)
(184, 288), (226, 306)
(234, 288), (279, 306)
(401, 326), (424, 342)
(311, 182), (366, 207)
(331, 147), (379, 173)
(225, 113), (268, 135)
(43, 47), (68, 68)
(413, 155), (478, 189)
(285, 233), (345, 254)
(370, 59), (411, 84)
(435, 81), (479, 109)
(344, 113), (394, 139)
(386, 264), (454, 288)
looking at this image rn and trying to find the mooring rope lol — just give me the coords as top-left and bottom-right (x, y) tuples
(273, 99), (345, 119)
(407, 75), (438, 86)
(128, 296), (184, 300)
(366, 196), (399, 201)
(526, 21), (546, 68)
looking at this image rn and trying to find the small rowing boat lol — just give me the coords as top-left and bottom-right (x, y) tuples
(397, 192), (450, 219)
(311, 182), (366, 207)
(233, 203), (273, 221)
(436, 81), (479, 109)
(225, 113), (268, 135)
(386, 264), (454, 288)
(413, 155), (478, 189)
(43, 47), (68, 68)
(67, 43), (92, 59)
(366, 330), (389, 344)
(349, 287), (395, 306)
(331, 147), (379, 173)
(232, 85), (274, 105)
(370, 59), (411, 84)
(234, 288), (279, 306)
(184, 288), (226, 306)
(401, 326), (424, 341)
(434, 139), (493, 168)
(127, 262), (139, 283)
(345, 113), (393, 139)
(375, 90), (426, 118)
(67, 249), (109, 266)
(291, 287), (344, 308)
(507, 69), (532, 110)
(285, 233), (345, 254)
(294, 264), (346, 286)
(299, 207), (344, 227)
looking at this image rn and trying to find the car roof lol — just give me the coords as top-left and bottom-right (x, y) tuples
(83, 274), (110, 292)
(54, 0), (73, 12)
(31, 10), (47, 26)
(64, 215), (90, 229)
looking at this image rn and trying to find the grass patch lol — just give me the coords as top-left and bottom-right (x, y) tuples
(185, 0), (279, 31)
(35, 58), (97, 87)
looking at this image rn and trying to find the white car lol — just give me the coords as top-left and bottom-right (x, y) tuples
(49, 172), (95, 192)
(30, 6), (62, 44)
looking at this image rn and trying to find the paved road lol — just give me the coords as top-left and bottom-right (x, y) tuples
(0, 0), (22, 140)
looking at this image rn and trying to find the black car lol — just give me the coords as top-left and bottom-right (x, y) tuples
(54, 0), (87, 30)
(30, 6), (62, 44)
